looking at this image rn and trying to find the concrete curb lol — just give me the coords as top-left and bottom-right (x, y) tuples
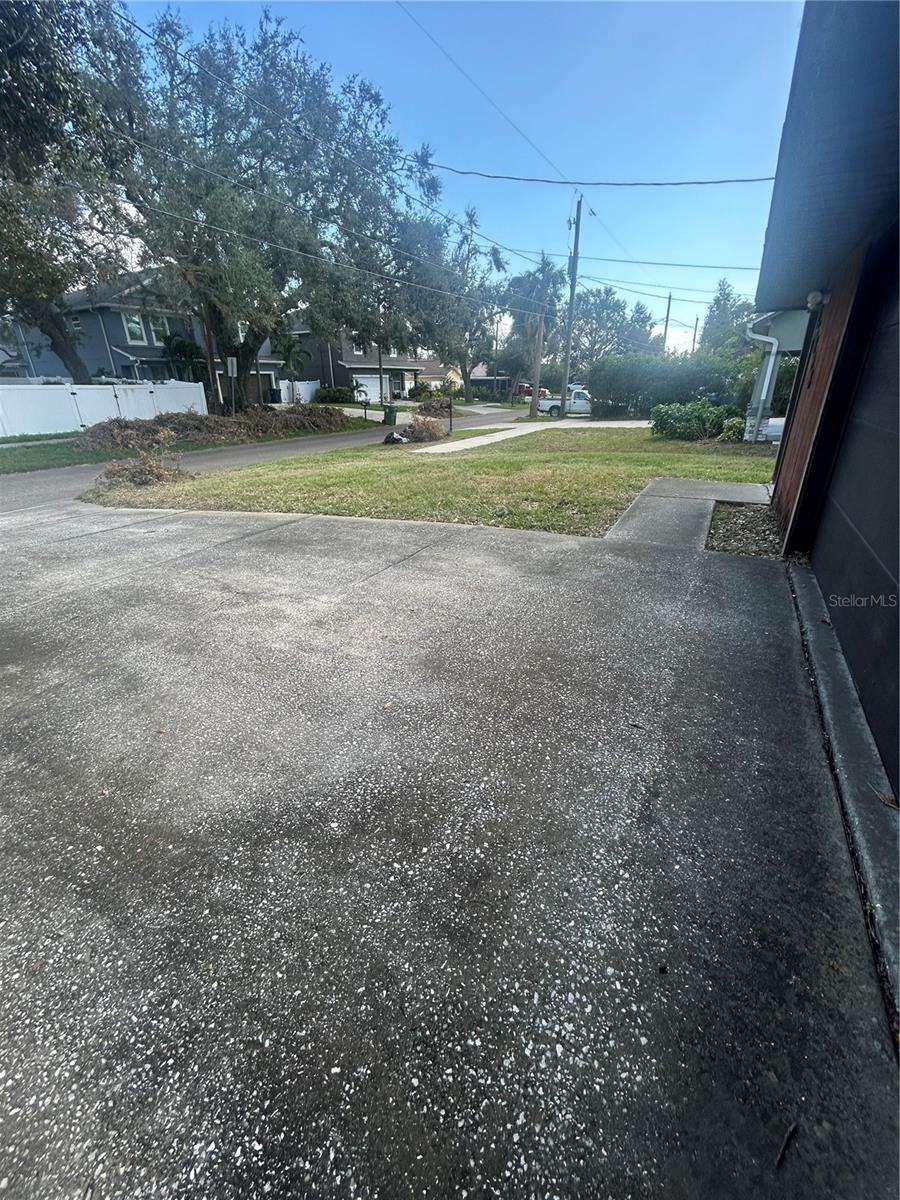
(788, 562), (899, 1036)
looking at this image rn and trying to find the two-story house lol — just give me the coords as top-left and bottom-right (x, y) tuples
(10, 275), (286, 404)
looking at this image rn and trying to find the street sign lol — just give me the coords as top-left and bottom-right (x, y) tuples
(226, 356), (237, 377)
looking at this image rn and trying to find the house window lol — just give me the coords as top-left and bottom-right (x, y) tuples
(70, 315), (82, 331)
(121, 311), (147, 344)
(149, 315), (169, 346)
(352, 343), (364, 355)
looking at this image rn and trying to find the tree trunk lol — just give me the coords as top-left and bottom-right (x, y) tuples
(207, 304), (265, 410)
(200, 304), (223, 413)
(39, 312), (91, 383)
(529, 314), (545, 419)
(460, 358), (473, 405)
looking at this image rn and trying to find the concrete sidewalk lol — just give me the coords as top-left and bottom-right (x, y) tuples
(606, 476), (771, 551)
(413, 418), (650, 454)
(0, 503), (895, 1199)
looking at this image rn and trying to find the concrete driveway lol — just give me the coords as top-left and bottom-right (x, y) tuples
(0, 498), (896, 1198)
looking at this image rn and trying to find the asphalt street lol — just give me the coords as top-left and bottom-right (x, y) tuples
(0, 474), (896, 1197)
(0, 407), (517, 513)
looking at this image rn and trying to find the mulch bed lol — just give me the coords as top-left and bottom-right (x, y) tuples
(706, 501), (783, 557)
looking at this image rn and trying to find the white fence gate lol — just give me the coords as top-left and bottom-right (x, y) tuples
(0, 381), (208, 437)
(279, 379), (321, 405)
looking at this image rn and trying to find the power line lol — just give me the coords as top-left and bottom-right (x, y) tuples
(422, 162), (775, 188)
(585, 273), (753, 298)
(394, 0), (628, 256)
(66, 185), (546, 320)
(116, 9), (544, 274)
(523, 250), (760, 271)
(114, 132), (499, 297)
(395, 1), (569, 185)
(577, 275), (720, 307)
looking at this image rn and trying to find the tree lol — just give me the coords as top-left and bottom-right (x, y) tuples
(128, 11), (440, 407)
(0, 0), (143, 380)
(506, 257), (566, 417)
(621, 302), (662, 355)
(700, 279), (755, 352)
(554, 286), (627, 370)
(412, 210), (502, 404)
(494, 333), (530, 402)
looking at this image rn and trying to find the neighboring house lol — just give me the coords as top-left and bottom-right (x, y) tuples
(9, 275), (285, 403)
(330, 335), (453, 402)
(7, 275), (463, 406)
(756, 0), (898, 788)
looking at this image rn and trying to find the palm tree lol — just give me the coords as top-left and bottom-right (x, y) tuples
(272, 332), (312, 401)
(162, 333), (207, 384)
(505, 256), (566, 417)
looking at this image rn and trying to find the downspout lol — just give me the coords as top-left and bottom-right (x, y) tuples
(745, 317), (779, 442)
(14, 322), (36, 377)
(94, 307), (117, 377)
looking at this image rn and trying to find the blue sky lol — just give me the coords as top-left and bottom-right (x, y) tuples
(128, 0), (804, 350)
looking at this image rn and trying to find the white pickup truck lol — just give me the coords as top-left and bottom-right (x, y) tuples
(537, 387), (592, 417)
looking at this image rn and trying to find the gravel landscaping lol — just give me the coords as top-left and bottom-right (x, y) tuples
(706, 501), (783, 557)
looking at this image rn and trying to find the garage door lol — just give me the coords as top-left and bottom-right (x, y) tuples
(353, 375), (382, 404)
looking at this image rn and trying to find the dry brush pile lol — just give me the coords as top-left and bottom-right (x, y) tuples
(78, 405), (355, 451)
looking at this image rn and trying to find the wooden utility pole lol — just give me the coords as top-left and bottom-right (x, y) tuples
(662, 292), (672, 351)
(691, 314), (699, 353)
(558, 194), (583, 419)
(492, 316), (500, 395)
(529, 312), (545, 419)
(377, 343), (385, 405)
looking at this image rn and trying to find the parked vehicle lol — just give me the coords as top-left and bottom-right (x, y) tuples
(515, 382), (550, 400)
(538, 388), (592, 417)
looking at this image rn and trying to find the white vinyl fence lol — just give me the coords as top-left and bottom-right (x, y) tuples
(279, 379), (321, 404)
(0, 381), (208, 437)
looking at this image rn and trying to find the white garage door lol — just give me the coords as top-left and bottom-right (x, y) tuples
(353, 374), (383, 403)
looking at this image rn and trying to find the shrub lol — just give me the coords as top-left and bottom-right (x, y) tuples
(406, 381), (433, 400)
(470, 386), (500, 403)
(404, 415), (445, 443)
(650, 397), (741, 441)
(719, 415), (746, 442)
(312, 385), (356, 405)
(418, 394), (451, 417)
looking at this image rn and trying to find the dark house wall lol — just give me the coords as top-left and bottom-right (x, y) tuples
(810, 253), (898, 790)
(774, 225), (898, 789)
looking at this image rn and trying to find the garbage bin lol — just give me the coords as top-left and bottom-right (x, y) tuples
(382, 404), (398, 426)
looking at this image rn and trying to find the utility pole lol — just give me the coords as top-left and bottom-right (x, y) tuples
(662, 292), (672, 352)
(691, 314), (699, 353)
(558, 194), (582, 419)
(492, 316), (500, 395)
(529, 312), (545, 419)
(377, 343), (384, 405)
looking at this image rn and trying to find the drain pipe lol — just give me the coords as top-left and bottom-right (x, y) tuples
(745, 317), (779, 442)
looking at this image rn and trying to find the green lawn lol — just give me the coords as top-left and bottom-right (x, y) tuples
(85, 427), (776, 538)
(0, 429), (81, 444)
(0, 419), (371, 475)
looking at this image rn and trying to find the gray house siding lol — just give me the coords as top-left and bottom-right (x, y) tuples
(15, 308), (284, 386)
(809, 255), (899, 790)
